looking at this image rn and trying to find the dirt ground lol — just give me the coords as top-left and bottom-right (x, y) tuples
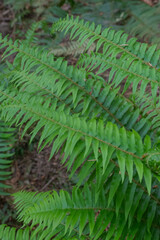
(0, 0), (11, 36)
(0, 138), (72, 225)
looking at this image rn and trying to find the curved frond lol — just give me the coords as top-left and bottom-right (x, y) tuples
(78, 51), (160, 101)
(8, 65), (153, 137)
(52, 15), (160, 68)
(0, 225), (33, 240)
(78, 52), (160, 136)
(0, 37), (157, 139)
(0, 36), (128, 127)
(24, 21), (41, 45)
(0, 85), (159, 192)
(9, 186), (160, 239)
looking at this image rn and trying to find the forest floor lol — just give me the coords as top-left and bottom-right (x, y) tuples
(0, 142), (72, 226)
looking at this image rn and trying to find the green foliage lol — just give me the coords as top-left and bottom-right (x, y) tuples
(4, 0), (31, 11)
(49, 39), (96, 57)
(0, 64), (16, 195)
(0, 120), (15, 195)
(0, 15), (160, 239)
(119, 1), (160, 47)
(0, 202), (17, 224)
(75, 0), (160, 47)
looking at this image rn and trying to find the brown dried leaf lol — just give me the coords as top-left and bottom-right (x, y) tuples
(141, 0), (159, 6)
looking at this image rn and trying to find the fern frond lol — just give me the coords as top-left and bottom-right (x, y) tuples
(0, 85), (159, 192)
(9, 64), (153, 138)
(0, 223), (85, 240)
(9, 186), (160, 239)
(49, 39), (95, 57)
(52, 15), (160, 121)
(10, 68), (76, 116)
(78, 52), (160, 136)
(0, 225), (33, 240)
(0, 33), (159, 191)
(6, 69), (158, 143)
(0, 224), (70, 240)
(0, 38), (156, 138)
(135, 92), (160, 134)
(24, 21), (41, 45)
(52, 15), (160, 68)
(0, 35), (137, 128)
(78, 51), (160, 100)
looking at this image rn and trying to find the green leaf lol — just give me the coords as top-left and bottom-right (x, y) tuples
(144, 135), (151, 151)
(134, 158), (143, 182)
(147, 202), (157, 231)
(117, 151), (126, 182)
(84, 136), (92, 157)
(125, 183), (136, 220)
(108, 173), (121, 206)
(79, 210), (88, 236)
(115, 178), (128, 215)
(125, 155), (133, 183)
(144, 166), (152, 194)
(137, 196), (150, 222)
(92, 139), (99, 160)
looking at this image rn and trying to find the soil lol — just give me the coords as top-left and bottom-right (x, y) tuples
(0, 139), (72, 226)
(0, 0), (12, 37)
(10, 143), (72, 193)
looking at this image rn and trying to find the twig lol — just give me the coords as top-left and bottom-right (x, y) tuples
(41, 176), (56, 191)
